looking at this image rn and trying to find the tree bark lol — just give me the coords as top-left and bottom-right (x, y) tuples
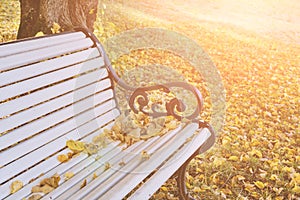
(17, 0), (98, 39)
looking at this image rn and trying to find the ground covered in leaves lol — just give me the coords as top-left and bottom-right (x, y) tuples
(1, 0), (299, 199)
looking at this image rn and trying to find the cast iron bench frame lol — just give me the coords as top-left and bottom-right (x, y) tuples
(0, 28), (215, 200)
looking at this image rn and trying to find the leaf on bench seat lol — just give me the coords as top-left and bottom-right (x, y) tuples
(27, 194), (42, 200)
(83, 143), (98, 155)
(102, 110), (180, 146)
(10, 180), (23, 194)
(80, 179), (87, 189)
(66, 140), (85, 153)
(141, 150), (150, 160)
(57, 154), (70, 163)
(31, 184), (54, 194)
(64, 172), (74, 181)
(29, 173), (61, 198)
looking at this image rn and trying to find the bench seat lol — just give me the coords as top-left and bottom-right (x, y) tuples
(0, 29), (214, 200)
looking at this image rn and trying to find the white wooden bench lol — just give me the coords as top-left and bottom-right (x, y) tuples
(0, 28), (215, 200)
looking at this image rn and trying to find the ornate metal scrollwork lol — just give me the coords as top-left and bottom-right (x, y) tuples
(128, 82), (204, 121)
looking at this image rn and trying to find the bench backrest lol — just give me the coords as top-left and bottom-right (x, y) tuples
(0, 30), (120, 191)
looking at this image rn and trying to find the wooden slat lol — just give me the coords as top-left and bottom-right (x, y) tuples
(0, 57), (105, 102)
(86, 123), (198, 200)
(128, 128), (211, 199)
(63, 126), (183, 200)
(0, 78), (111, 133)
(0, 47), (100, 87)
(0, 105), (119, 185)
(0, 69), (108, 118)
(0, 38), (94, 71)
(0, 32), (86, 58)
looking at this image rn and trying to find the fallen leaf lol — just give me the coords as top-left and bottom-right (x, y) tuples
(10, 180), (23, 194)
(254, 181), (265, 189)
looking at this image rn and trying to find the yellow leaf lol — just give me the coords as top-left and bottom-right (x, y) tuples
(249, 149), (262, 158)
(141, 150), (150, 160)
(259, 172), (267, 178)
(228, 156), (239, 161)
(186, 182), (191, 189)
(250, 192), (259, 198)
(27, 194), (42, 200)
(210, 173), (219, 184)
(193, 186), (204, 193)
(57, 154), (69, 163)
(104, 162), (111, 170)
(161, 186), (168, 192)
(254, 181), (265, 189)
(241, 154), (249, 162)
(80, 179), (87, 189)
(292, 185), (300, 194)
(293, 173), (300, 184)
(274, 197), (284, 200)
(220, 188), (232, 195)
(64, 172), (74, 180)
(66, 140), (85, 153)
(10, 180), (23, 194)
(249, 167), (254, 174)
(244, 182), (255, 192)
(236, 175), (245, 181)
(282, 166), (293, 173)
(251, 138), (260, 146)
(51, 22), (61, 34)
(213, 157), (226, 167)
(222, 136), (232, 145)
(273, 187), (284, 195)
(165, 120), (177, 130)
(270, 174), (279, 181)
(35, 31), (44, 37)
(89, 9), (95, 14)
(93, 173), (98, 180)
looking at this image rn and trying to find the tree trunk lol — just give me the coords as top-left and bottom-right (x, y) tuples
(17, 0), (98, 39)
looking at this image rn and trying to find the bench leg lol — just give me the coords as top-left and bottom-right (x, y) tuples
(176, 127), (216, 200)
(177, 158), (196, 200)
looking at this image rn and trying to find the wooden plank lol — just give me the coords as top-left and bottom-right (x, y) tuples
(88, 123), (199, 200)
(128, 128), (211, 199)
(0, 106), (119, 185)
(0, 57), (105, 102)
(0, 32), (86, 58)
(0, 47), (100, 87)
(0, 89), (114, 165)
(0, 78), (111, 133)
(63, 127), (183, 200)
(0, 38), (94, 71)
(0, 69), (108, 118)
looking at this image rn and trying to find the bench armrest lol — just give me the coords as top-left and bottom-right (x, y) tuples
(128, 82), (204, 121)
(78, 28), (204, 120)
